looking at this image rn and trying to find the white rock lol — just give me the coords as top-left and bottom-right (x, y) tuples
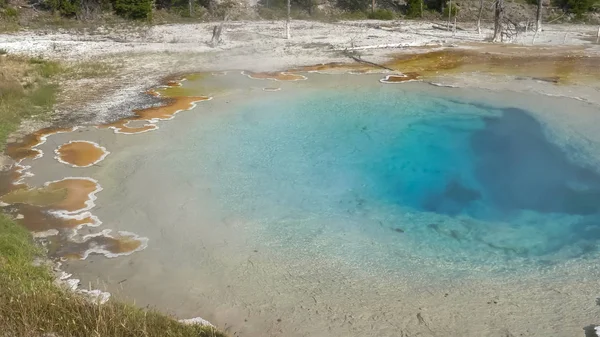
(77, 289), (111, 305)
(179, 317), (215, 327)
(64, 278), (80, 291)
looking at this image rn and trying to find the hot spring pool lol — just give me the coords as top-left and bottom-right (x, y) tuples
(53, 72), (600, 336)
(157, 74), (600, 266)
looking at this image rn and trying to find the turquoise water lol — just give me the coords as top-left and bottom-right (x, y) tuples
(165, 81), (600, 273)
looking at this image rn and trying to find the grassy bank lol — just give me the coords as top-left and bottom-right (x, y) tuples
(0, 54), (60, 149)
(0, 55), (226, 337)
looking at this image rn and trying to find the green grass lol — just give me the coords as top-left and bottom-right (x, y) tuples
(0, 56), (60, 149)
(35, 61), (63, 78)
(30, 83), (58, 108)
(2, 6), (18, 18)
(0, 57), (227, 337)
(0, 5), (20, 33)
(367, 9), (395, 20)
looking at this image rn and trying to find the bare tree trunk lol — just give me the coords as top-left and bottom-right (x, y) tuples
(189, 0), (193, 17)
(447, 0), (451, 31)
(286, 0), (291, 39)
(420, 0), (423, 18)
(492, 0), (504, 42)
(536, 0), (542, 32)
(78, 0), (99, 20)
(210, 14), (229, 46)
(477, 0), (483, 35)
(524, 18), (529, 44)
(372, 0), (375, 13)
(453, 17), (457, 35)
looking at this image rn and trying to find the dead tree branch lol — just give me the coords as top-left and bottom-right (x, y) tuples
(341, 49), (395, 71)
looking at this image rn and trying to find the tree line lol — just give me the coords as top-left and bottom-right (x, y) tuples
(2, 0), (598, 21)
(262, 0), (597, 19)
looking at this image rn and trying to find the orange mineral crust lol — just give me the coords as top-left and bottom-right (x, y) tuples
(146, 89), (161, 97)
(0, 177), (101, 213)
(98, 96), (210, 134)
(135, 96), (211, 120)
(55, 141), (109, 167)
(51, 230), (148, 260)
(98, 119), (158, 134)
(9, 204), (99, 232)
(5, 127), (77, 161)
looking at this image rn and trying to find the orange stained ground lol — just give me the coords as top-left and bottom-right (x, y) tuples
(291, 62), (375, 73)
(56, 141), (108, 167)
(384, 50), (600, 84)
(282, 50), (600, 85)
(0, 178), (99, 213)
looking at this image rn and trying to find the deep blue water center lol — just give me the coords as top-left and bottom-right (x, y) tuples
(184, 83), (600, 265)
(394, 107), (600, 218)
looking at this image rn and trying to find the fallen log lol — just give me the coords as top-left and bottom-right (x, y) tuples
(342, 49), (395, 71)
(432, 24), (467, 31)
(334, 43), (408, 51)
